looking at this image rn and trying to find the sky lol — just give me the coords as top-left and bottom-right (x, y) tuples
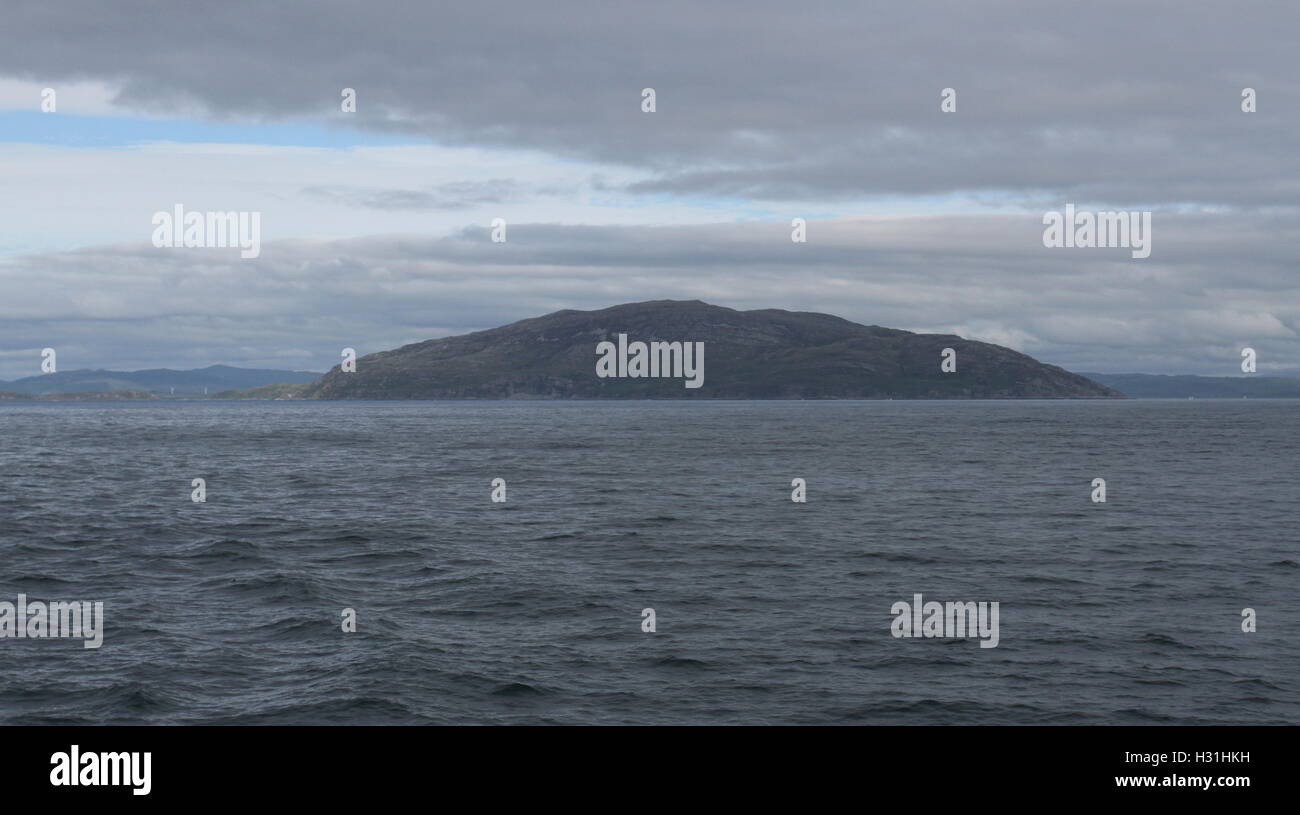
(1, 0), (1298, 379)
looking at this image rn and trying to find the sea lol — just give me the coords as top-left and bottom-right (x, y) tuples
(0, 399), (1296, 725)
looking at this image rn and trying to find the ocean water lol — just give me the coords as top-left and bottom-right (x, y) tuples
(0, 399), (1296, 725)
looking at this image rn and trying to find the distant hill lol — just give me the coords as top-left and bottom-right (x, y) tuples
(0, 364), (321, 396)
(0, 390), (158, 401)
(210, 382), (311, 400)
(1083, 373), (1300, 398)
(302, 300), (1121, 399)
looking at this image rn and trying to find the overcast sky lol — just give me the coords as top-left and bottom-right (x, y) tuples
(1, 0), (1297, 379)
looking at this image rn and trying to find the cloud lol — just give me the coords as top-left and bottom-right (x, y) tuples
(2, 213), (1297, 379)
(0, 78), (122, 115)
(301, 179), (517, 211)
(0, 141), (730, 258)
(3, 1), (1299, 208)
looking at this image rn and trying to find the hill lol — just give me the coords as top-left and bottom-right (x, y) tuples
(0, 364), (321, 396)
(301, 300), (1120, 399)
(1082, 373), (1300, 398)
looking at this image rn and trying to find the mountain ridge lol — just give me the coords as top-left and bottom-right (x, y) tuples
(301, 300), (1121, 400)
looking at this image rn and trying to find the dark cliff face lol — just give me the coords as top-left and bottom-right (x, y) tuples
(301, 300), (1122, 399)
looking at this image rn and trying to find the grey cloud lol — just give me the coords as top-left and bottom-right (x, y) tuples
(2, 214), (1297, 380)
(3, 1), (1299, 206)
(302, 180), (516, 211)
